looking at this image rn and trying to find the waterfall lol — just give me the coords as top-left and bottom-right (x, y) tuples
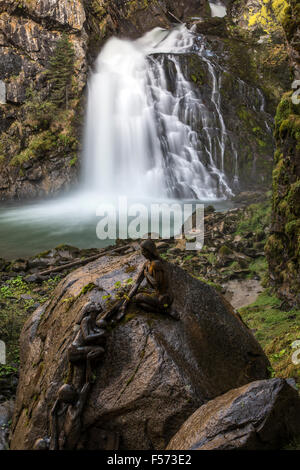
(209, 0), (227, 18)
(0, 26), (274, 258)
(83, 25), (235, 200)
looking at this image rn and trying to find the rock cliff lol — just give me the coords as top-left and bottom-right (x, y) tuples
(0, 0), (88, 199)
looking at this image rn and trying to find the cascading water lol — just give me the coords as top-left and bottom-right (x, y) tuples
(209, 0), (227, 18)
(0, 24), (273, 258)
(83, 25), (235, 200)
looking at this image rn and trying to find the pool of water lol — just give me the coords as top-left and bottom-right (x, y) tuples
(0, 191), (235, 260)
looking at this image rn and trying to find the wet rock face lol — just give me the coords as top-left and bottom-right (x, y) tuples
(99, 0), (206, 39)
(0, 0), (86, 31)
(0, 51), (23, 79)
(28, 0), (86, 31)
(10, 251), (270, 450)
(0, 156), (79, 201)
(265, 0), (300, 307)
(167, 378), (300, 450)
(0, 1), (88, 199)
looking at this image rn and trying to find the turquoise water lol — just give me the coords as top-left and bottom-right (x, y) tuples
(0, 193), (234, 260)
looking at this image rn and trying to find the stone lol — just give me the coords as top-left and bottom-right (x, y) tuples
(0, 400), (14, 450)
(155, 241), (169, 250)
(24, 274), (46, 284)
(10, 250), (270, 450)
(10, 259), (28, 272)
(167, 378), (300, 450)
(20, 294), (33, 301)
(31, 0), (86, 31)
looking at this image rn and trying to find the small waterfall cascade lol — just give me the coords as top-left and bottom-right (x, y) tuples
(209, 0), (227, 18)
(83, 25), (269, 200)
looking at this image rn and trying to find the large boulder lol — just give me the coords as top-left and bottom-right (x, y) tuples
(10, 250), (270, 450)
(167, 378), (300, 450)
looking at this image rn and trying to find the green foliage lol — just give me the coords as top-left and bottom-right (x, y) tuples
(0, 364), (18, 378)
(218, 245), (233, 257)
(24, 87), (57, 130)
(0, 273), (61, 365)
(7, 35), (78, 167)
(235, 200), (271, 236)
(46, 34), (75, 109)
(195, 276), (223, 292)
(240, 288), (300, 385)
(247, 257), (268, 282)
(80, 283), (97, 295)
(187, 55), (206, 87)
(207, 252), (217, 265)
(10, 131), (58, 166)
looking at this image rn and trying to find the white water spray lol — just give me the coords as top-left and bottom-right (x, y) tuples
(83, 25), (233, 200)
(209, 0), (227, 18)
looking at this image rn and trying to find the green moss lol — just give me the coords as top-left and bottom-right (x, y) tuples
(240, 289), (300, 385)
(195, 276), (223, 292)
(266, 90), (300, 305)
(69, 156), (77, 167)
(218, 245), (233, 257)
(119, 312), (137, 325)
(187, 55), (206, 87)
(281, 0), (300, 43)
(0, 274), (60, 366)
(125, 0), (149, 18)
(258, 138), (267, 148)
(245, 0), (289, 34)
(80, 283), (97, 296)
(235, 200), (271, 236)
(265, 234), (284, 255)
(225, 38), (258, 84)
(248, 257), (268, 279)
(10, 131), (58, 166)
(237, 106), (253, 123)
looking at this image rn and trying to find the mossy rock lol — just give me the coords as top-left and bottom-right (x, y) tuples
(219, 245), (233, 257)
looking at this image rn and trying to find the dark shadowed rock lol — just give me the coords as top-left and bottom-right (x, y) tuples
(10, 251), (270, 450)
(167, 378), (300, 450)
(0, 400), (14, 450)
